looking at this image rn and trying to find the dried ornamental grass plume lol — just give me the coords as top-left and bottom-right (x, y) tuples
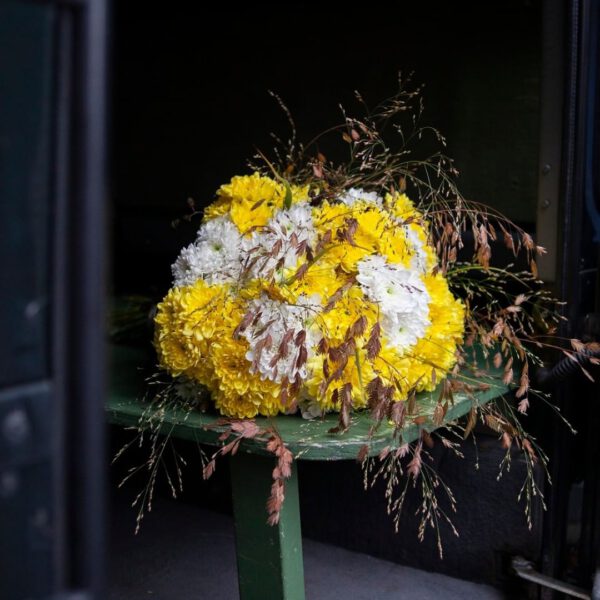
(120, 75), (581, 551)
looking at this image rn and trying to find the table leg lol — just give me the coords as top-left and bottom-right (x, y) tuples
(230, 453), (305, 600)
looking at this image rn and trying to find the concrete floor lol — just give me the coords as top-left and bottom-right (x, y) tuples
(109, 492), (509, 600)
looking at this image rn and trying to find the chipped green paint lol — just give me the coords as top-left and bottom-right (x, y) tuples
(231, 454), (305, 600)
(107, 345), (509, 461)
(107, 344), (509, 600)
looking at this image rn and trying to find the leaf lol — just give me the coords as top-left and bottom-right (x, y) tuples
(283, 181), (293, 210)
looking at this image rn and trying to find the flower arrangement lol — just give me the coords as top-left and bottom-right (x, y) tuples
(116, 76), (590, 548)
(154, 173), (465, 423)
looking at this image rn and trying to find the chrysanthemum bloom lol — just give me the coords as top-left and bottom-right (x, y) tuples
(155, 174), (465, 418)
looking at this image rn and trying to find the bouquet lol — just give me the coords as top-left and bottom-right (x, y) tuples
(118, 76), (586, 547)
(154, 174), (465, 424)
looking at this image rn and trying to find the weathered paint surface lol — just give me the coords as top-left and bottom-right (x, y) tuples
(108, 345), (508, 461)
(230, 454), (305, 600)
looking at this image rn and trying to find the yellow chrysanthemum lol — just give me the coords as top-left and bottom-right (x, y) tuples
(154, 281), (227, 379)
(204, 172), (310, 233)
(384, 192), (419, 220)
(304, 287), (380, 411)
(409, 273), (466, 390)
(210, 334), (282, 418)
(154, 278), (285, 418)
(369, 272), (465, 396)
(158, 176), (465, 418)
(312, 198), (435, 273)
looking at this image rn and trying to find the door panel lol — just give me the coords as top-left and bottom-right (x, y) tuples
(0, 1), (108, 598)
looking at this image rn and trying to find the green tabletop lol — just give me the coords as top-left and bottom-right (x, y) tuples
(107, 343), (511, 600)
(107, 344), (509, 460)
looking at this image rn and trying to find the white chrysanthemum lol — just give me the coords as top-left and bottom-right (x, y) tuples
(241, 203), (317, 279)
(242, 293), (320, 384)
(404, 226), (429, 273)
(356, 255), (431, 350)
(338, 187), (383, 207)
(172, 216), (242, 287)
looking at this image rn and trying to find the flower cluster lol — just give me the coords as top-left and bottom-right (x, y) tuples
(155, 173), (465, 419)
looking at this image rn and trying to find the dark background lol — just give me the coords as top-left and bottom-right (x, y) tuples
(109, 0), (549, 587)
(111, 1), (542, 296)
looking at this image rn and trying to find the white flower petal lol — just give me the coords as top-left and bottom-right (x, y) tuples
(356, 255), (431, 351)
(338, 187), (383, 207)
(172, 216), (243, 287)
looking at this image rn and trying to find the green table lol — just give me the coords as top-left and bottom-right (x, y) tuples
(107, 345), (507, 600)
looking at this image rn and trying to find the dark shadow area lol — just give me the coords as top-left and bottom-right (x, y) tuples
(108, 1), (550, 594)
(111, 2), (541, 297)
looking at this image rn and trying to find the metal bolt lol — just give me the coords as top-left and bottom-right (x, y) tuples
(542, 163), (552, 175)
(2, 409), (30, 445)
(541, 198), (552, 209)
